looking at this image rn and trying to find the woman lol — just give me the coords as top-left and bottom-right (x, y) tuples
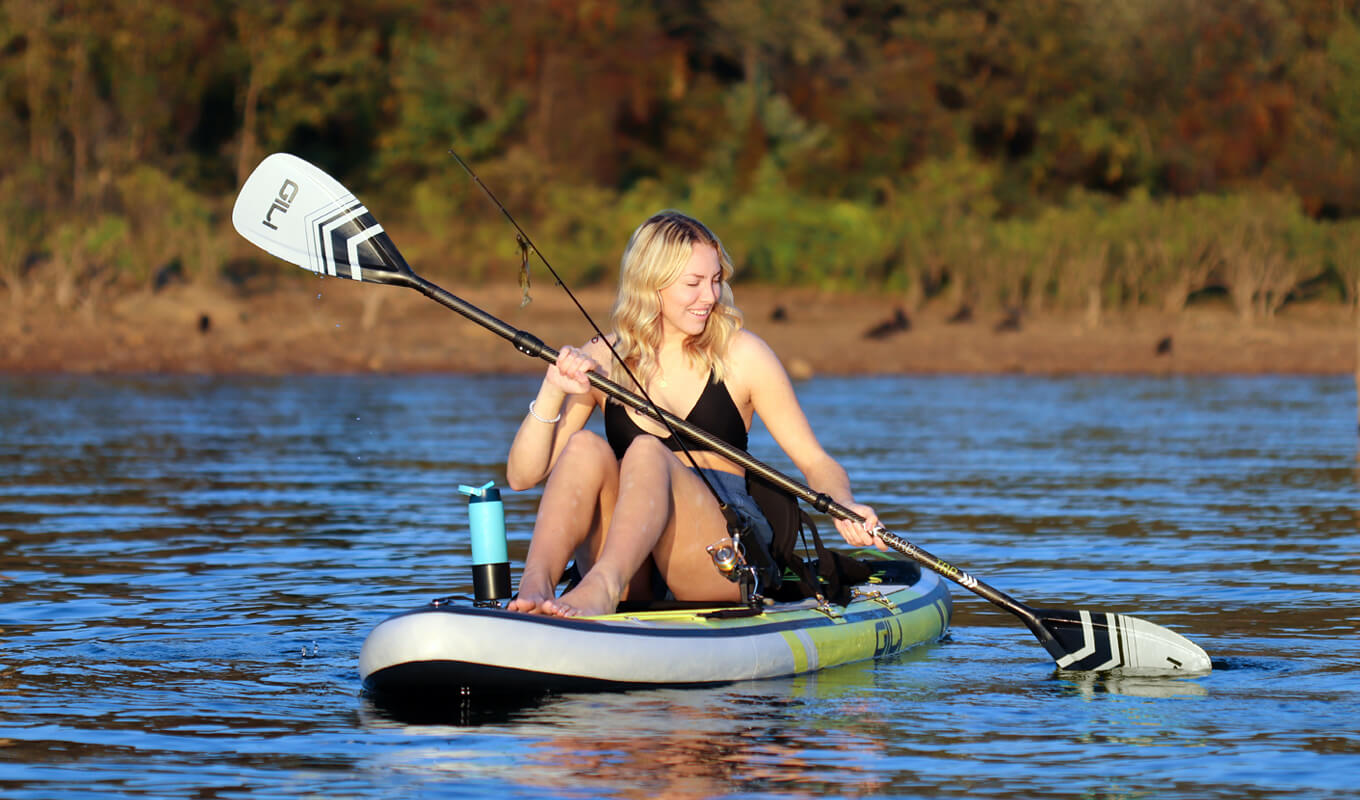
(505, 210), (881, 617)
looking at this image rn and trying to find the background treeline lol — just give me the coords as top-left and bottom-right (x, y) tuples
(4, 0), (1360, 321)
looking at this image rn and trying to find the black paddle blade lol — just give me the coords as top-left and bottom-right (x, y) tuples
(1036, 608), (1212, 674)
(232, 153), (416, 286)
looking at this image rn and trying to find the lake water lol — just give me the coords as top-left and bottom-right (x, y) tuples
(1, 373), (1357, 798)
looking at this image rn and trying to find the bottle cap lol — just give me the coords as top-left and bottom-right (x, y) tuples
(459, 480), (500, 502)
(458, 480), (495, 497)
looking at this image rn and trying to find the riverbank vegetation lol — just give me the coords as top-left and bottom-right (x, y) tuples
(3, 0), (1360, 325)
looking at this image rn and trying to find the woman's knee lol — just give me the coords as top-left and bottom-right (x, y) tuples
(559, 429), (615, 465)
(619, 434), (672, 467)
(619, 436), (698, 498)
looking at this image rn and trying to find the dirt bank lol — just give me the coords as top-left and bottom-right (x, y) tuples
(1, 277), (1354, 377)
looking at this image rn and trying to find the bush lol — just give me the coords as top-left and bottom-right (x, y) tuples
(722, 159), (895, 287)
(116, 166), (222, 284)
(45, 215), (131, 310)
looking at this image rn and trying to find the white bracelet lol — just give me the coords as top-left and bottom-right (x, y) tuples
(529, 400), (562, 424)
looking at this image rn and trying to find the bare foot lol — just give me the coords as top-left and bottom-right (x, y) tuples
(543, 573), (620, 618)
(507, 577), (556, 614)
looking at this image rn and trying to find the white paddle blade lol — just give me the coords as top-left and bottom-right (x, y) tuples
(1040, 609), (1212, 674)
(232, 153), (414, 285)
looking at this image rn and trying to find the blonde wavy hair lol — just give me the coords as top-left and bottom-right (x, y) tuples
(609, 210), (743, 388)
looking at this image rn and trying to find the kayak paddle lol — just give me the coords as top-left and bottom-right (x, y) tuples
(231, 152), (1212, 675)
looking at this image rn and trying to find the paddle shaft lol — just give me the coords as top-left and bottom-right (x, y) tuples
(404, 272), (1060, 651)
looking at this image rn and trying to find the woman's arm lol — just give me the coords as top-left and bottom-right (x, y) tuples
(505, 341), (608, 490)
(734, 331), (884, 548)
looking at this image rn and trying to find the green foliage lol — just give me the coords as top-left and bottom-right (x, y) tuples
(54, 215), (131, 265)
(1328, 14), (1360, 152)
(888, 152), (1001, 303)
(2, 0), (1358, 321)
(1103, 192), (1219, 312)
(0, 165), (48, 254)
(374, 14), (531, 183)
(531, 182), (632, 286)
(115, 166), (221, 283)
(0, 166), (47, 306)
(1329, 219), (1360, 309)
(722, 159), (893, 286)
(43, 214), (132, 310)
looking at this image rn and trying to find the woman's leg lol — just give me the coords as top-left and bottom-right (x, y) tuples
(545, 436), (739, 617)
(508, 431), (619, 613)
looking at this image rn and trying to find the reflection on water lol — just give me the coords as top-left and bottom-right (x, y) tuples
(1057, 672), (1210, 699)
(357, 658), (947, 798)
(1, 374), (1357, 798)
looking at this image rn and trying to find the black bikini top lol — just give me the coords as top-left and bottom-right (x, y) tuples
(604, 372), (748, 460)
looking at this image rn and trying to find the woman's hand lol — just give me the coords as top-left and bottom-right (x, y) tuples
(547, 345), (602, 394)
(833, 502), (887, 551)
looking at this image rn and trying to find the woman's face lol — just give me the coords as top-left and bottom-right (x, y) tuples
(657, 243), (722, 340)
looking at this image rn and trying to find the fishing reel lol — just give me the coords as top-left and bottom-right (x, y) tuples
(706, 534), (761, 607)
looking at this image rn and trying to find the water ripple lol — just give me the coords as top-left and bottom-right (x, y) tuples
(1, 374), (1357, 798)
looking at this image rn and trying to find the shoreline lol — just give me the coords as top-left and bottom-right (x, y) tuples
(2, 279), (1355, 377)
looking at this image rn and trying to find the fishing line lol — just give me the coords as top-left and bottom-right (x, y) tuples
(448, 150), (755, 576)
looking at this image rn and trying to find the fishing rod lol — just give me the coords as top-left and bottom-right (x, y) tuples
(446, 150), (781, 599)
(230, 152), (1212, 674)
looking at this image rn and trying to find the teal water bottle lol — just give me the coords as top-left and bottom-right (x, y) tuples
(459, 481), (510, 605)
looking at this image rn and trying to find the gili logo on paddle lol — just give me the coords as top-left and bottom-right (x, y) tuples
(260, 179), (299, 230)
